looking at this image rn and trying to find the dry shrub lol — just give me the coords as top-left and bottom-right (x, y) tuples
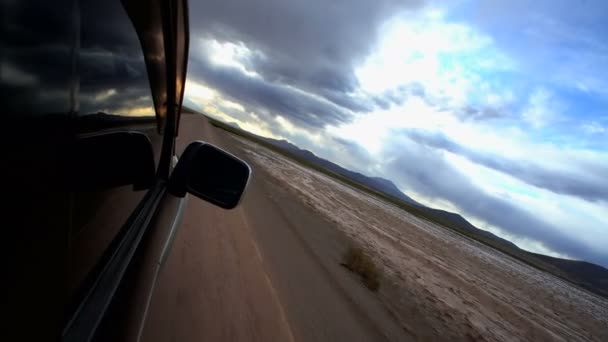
(342, 245), (381, 291)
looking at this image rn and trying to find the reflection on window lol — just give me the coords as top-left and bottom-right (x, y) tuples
(79, 0), (154, 118)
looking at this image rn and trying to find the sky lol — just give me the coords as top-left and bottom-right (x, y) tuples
(182, 0), (608, 267)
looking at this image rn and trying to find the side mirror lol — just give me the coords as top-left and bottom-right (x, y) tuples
(169, 141), (251, 209)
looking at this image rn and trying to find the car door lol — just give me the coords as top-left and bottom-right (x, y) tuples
(2, 0), (188, 340)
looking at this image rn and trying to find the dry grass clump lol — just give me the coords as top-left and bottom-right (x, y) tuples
(342, 245), (381, 292)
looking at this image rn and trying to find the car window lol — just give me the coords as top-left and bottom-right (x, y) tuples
(1, 0), (162, 309)
(67, 0), (163, 299)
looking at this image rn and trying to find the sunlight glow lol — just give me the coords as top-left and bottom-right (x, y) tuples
(117, 105), (154, 117)
(203, 39), (260, 78)
(328, 97), (457, 154)
(275, 115), (296, 134)
(356, 14), (493, 95)
(185, 79), (217, 103)
(94, 88), (117, 102)
(355, 11), (513, 112)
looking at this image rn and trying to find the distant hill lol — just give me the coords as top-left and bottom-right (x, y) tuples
(433, 208), (608, 297)
(419, 207), (519, 249)
(262, 138), (421, 206)
(531, 253), (608, 297)
(201, 113), (608, 299)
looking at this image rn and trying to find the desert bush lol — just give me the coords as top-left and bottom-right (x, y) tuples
(342, 245), (381, 291)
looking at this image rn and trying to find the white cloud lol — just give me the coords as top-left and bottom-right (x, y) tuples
(444, 148), (608, 255)
(94, 88), (117, 102)
(521, 88), (561, 128)
(200, 39), (261, 78)
(185, 79), (217, 103)
(328, 96), (458, 154)
(581, 121), (607, 135)
(355, 10), (513, 108)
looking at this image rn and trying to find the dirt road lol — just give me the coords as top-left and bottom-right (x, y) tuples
(140, 115), (408, 341)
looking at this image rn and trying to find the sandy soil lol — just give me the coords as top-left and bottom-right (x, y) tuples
(234, 134), (608, 342)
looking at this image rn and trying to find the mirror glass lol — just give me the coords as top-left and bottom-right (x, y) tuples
(185, 143), (251, 209)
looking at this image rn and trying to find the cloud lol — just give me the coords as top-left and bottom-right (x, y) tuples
(521, 88), (561, 128)
(2, 0), (154, 116)
(352, 10), (517, 126)
(456, 105), (510, 122)
(400, 128), (608, 203)
(78, 46), (153, 115)
(2, 41), (74, 114)
(382, 133), (608, 266)
(188, 0), (424, 105)
(320, 136), (377, 173)
(188, 53), (354, 129)
(581, 122), (607, 135)
(78, 0), (154, 116)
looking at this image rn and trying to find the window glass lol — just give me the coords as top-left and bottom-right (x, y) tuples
(67, 0), (161, 297)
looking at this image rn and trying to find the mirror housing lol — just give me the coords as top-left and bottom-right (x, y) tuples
(169, 141), (251, 209)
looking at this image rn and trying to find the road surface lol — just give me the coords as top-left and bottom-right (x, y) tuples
(139, 114), (408, 341)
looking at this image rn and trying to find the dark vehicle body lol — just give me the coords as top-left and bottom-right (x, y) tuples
(1, 1), (247, 340)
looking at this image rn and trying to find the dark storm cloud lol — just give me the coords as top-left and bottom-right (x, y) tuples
(80, 0), (141, 52)
(2, 0), (152, 116)
(1, 1), (76, 114)
(78, 0), (154, 115)
(78, 47), (152, 115)
(315, 88), (375, 113)
(366, 81), (508, 121)
(188, 55), (353, 128)
(383, 135), (608, 266)
(240, 51), (376, 113)
(187, 0), (513, 126)
(188, 0), (424, 113)
(241, 52), (360, 95)
(2, 1), (74, 48)
(401, 129), (608, 203)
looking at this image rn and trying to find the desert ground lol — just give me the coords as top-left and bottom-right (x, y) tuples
(141, 115), (608, 341)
